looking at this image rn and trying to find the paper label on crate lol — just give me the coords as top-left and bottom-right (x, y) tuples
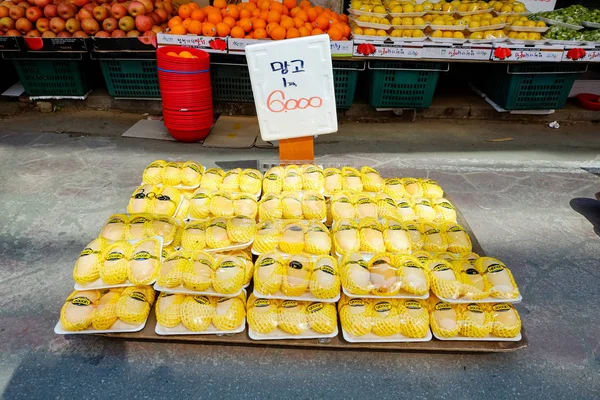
(353, 43), (422, 58)
(423, 45), (492, 60)
(227, 38), (261, 53)
(491, 46), (563, 62)
(562, 47), (600, 63)
(330, 40), (353, 56)
(157, 33), (227, 53)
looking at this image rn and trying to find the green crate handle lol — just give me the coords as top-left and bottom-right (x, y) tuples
(2, 53), (83, 61)
(89, 54), (155, 61)
(331, 61), (366, 71)
(507, 64), (588, 75)
(367, 61), (450, 72)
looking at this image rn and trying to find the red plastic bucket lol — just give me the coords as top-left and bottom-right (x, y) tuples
(167, 127), (212, 142)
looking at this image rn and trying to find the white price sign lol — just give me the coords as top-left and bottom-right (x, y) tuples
(245, 35), (338, 142)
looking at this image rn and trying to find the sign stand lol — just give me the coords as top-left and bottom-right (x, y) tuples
(245, 35), (337, 165)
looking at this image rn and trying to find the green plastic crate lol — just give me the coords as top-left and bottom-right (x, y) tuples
(477, 64), (586, 110)
(368, 61), (447, 109)
(210, 60), (363, 108)
(12, 59), (90, 97)
(99, 59), (160, 98)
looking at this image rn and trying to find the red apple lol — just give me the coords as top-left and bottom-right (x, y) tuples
(72, 30), (87, 37)
(77, 8), (91, 20)
(80, 16), (98, 34)
(49, 16), (63, 32)
(34, 16), (47, 30)
(154, 1), (164, 9)
(134, 13), (151, 32)
(126, 29), (138, 36)
(0, 16), (14, 31)
(5, 28), (19, 35)
(25, 5), (41, 21)
(142, 29), (154, 36)
(56, 2), (74, 19)
(70, 0), (88, 6)
(41, 29), (54, 36)
(110, 3), (125, 19)
(43, 4), (55, 17)
(110, 28), (124, 36)
(94, 29), (109, 36)
(82, 3), (92, 12)
(15, 17), (31, 33)
(9, 5), (25, 19)
(101, 16), (115, 31)
(154, 8), (166, 22)
(56, 29), (69, 36)
(147, 11), (159, 24)
(64, 16), (78, 32)
(139, 0), (152, 13)
(34, 0), (51, 7)
(27, 0), (34, 4)
(17, 2), (28, 9)
(0, 5), (8, 17)
(92, 5), (108, 21)
(117, 15), (132, 31)
(127, 1), (144, 17)
(151, 24), (161, 33)
(163, 3), (172, 15)
(25, 28), (39, 36)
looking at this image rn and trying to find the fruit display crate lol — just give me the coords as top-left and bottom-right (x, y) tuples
(367, 61), (449, 109)
(473, 63), (588, 110)
(96, 54), (161, 98)
(10, 54), (91, 97)
(210, 55), (364, 108)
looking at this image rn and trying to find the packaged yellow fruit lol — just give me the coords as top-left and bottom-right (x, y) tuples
(99, 242), (130, 285)
(340, 296), (373, 336)
(517, 32), (528, 40)
(226, 215), (256, 244)
(453, 259), (489, 300)
(373, 5), (386, 13)
(157, 250), (188, 288)
(536, 21), (546, 28)
(233, 193), (257, 219)
(212, 295), (246, 331)
(491, 303), (521, 337)
(73, 238), (105, 284)
(397, 255), (429, 296)
(278, 300), (308, 334)
(182, 251), (214, 291)
(403, 222), (423, 250)
(372, 299), (402, 336)
(429, 296), (459, 338)
(181, 221), (206, 251)
(279, 222), (305, 254)
(283, 166), (302, 192)
(252, 220), (280, 254)
(162, 162), (182, 186)
(423, 14), (433, 22)
(142, 160), (165, 185)
(507, 31), (518, 39)
(422, 1), (433, 10)
(353, 26), (364, 35)
(391, 16), (402, 25)
(150, 186), (182, 216)
(432, 17), (445, 25)
(368, 253), (400, 295)
(426, 259), (462, 299)
(457, 3), (468, 12)
(155, 292), (185, 328)
(280, 192), (302, 220)
(301, 192), (326, 220)
(359, 218), (386, 253)
(432, 2), (442, 11)
(306, 302), (337, 334)
(413, 17), (425, 25)
(398, 299), (429, 338)
(205, 218), (231, 249)
(413, 29), (424, 37)
(180, 295), (215, 331)
(200, 168), (224, 191)
(323, 168), (343, 196)
(91, 289), (122, 330)
(475, 257), (520, 299)
(301, 165), (324, 192)
(263, 166), (283, 194)
(420, 223), (448, 252)
(369, 16), (380, 23)
(128, 238), (160, 285)
(384, 177), (406, 199)
(513, 4), (525, 13)
(212, 255), (245, 294)
(254, 253), (285, 295)
(444, 222), (472, 253)
(239, 168), (262, 194)
(128, 184), (155, 214)
(305, 222), (332, 255)
(355, 194), (377, 219)
(493, 1), (503, 11)
(527, 32), (540, 41)
(377, 29), (388, 36)
(247, 294), (279, 334)
(221, 168), (241, 192)
(116, 286), (155, 325)
(281, 253), (312, 297)
(391, 29), (402, 37)
(340, 252), (371, 295)
(401, 17), (413, 25)
(60, 290), (101, 331)
(181, 161), (203, 187)
(360, 166), (384, 192)
(403, 3), (414, 12)
(391, 5), (403, 13)
(402, 29), (413, 37)
(189, 188), (212, 219)
(379, 17), (390, 24)
(309, 255), (340, 299)
(208, 192), (233, 218)
(524, 20), (535, 27)
(442, 3), (452, 12)
(377, 193), (400, 220)
(364, 28), (377, 36)
(414, 4), (424, 12)
(458, 303), (493, 337)
(383, 219), (412, 253)
(452, 31), (464, 39)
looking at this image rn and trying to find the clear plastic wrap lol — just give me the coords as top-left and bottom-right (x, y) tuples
(339, 295), (432, 342)
(127, 184), (185, 218)
(73, 237), (163, 288)
(142, 160), (205, 189)
(180, 217), (256, 252)
(194, 167), (262, 197)
(99, 213), (178, 245)
(263, 165), (326, 195)
(155, 292), (247, 335)
(55, 286), (155, 334)
(246, 293), (338, 340)
(258, 191), (327, 222)
(333, 218), (414, 255)
(154, 250), (252, 296)
(252, 220), (332, 256)
(252, 252), (341, 301)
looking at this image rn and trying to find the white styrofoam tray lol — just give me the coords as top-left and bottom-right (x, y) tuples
(155, 320), (245, 336)
(248, 326), (338, 340)
(342, 286), (429, 300)
(252, 288), (341, 303)
(433, 331), (522, 341)
(435, 293), (523, 304)
(153, 282), (247, 298)
(54, 318), (147, 335)
(504, 25), (549, 33)
(342, 327), (432, 343)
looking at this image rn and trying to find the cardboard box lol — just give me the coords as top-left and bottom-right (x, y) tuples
(157, 33), (228, 53)
(490, 43), (564, 62)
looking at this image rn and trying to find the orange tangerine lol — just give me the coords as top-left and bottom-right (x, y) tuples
(313, 15), (329, 30)
(280, 16), (294, 30)
(238, 17), (253, 33)
(168, 17), (182, 29)
(202, 22), (217, 36)
(187, 20), (202, 34)
(167, 51), (178, 57)
(283, 0), (297, 10)
(295, 9), (308, 22)
(179, 51), (193, 58)
(314, 6), (323, 14)
(213, 0), (227, 9)
(286, 27), (300, 38)
(182, 18), (192, 28)
(299, 0), (311, 10)
(191, 9), (205, 22)
(240, 9), (252, 19)
(311, 28), (324, 35)
(223, 16), (236, 28)
(259, 10), (269, 20)
(267, 10), (281, 23)
(188, 3), (198, 10)
(292, 17), (304, 28)
(216, 22), (230, 37)
(178, 4), (191, 19)
(207, 11), (222, 24)
(223, 4), (239, 19)
(298, 26), (310, 36)
(254, 27), (267, 38)
(230, 26), (245, 38)
(306, 8), (317, 22)
(327, 26), (342, 40)
(253, 18), (266, 30)
(290, 6), (301, 17)
(270, 25), (286, 40)
(259, 0), (271, 11)
(170, 24), (186, 35)
(252, 9), (260, 17)
(266, 22), (279, 35)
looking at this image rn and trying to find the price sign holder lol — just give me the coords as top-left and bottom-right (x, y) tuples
(245, 35), (338, 163)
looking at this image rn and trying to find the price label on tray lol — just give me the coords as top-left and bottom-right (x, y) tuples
(353, 42), (423, 58)
(491, 45), (564, 61)
(562, 46), (600, 62)
(423, 44), (492, 60)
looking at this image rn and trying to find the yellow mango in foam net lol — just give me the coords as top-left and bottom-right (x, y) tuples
(128, 184), (156, 214)
(475, 257), (520, 300)
(221, 168), (242, 192)
(426, 259), (462, 300)
(279, 222), (306, 254)
(147, 216), (177, 245)
(209, 192), (234, 218)
(397, 255), (429, 296)
(239, 168), (263, 195)
(101, 214), (129, 241)
(128, 238), (161, 285)
(259, 193), (283, 221)
(403, 222), (423, 251)
(323, 168), (342, 195)
(126, 214), (151, 241)
(116, 286), (155, 325)
(339, 296), (373, 337)
(60, 290), (101, 331)
(252, 220), (281, 254)
(433, 198), (457, 223)
(309, 255), (340, 299)
(233, 194), (258, 219)
(359, 218), (386, 254)
(301, 191), (327, 221)
(401, 178), (424, 198)
(180, 295), (215, 331)
(420, 223), (448, 253)
(491, 303), (522, 338)
(398, 299), (429, 338)
(444, 222), (472, 253)
(429, 296), (459, 338)
(181, 221), (206, 251)
(372, 299), (402, 336)
(157, 250), (189, 288)
(162, 162), (183, 186)
(254, 253), (285, 295)
(205, 218), (231, 249)
(283, 165), (303, 192)
(155, 292), (185, 328)
(278, 300), (309, 334)
(281, 253), (312, 297)
(384, 177), (406, 200)
(226, 216), (256, 244)
(421, 179), (444, 199)
(383, 219), (412, 253)
(91, 289), (122, 330)
(396, 198), (416, 222)
(99, 242), (131, 285)
(341, 167), (363, 192)
(73, 238), (106, 284)
(263, 166), (284, 194)
(247, 294), (279, 334)
(189, 189), (212, 219)
(452, 259), (488, 300)
(369, 253), (401, 296)
(182, 251), (214, 291)
(412, 250), (432, 265)
(414, 197), (437, 222)
(306, 302), (337, 334)
(212, 255), (245, 294)
(355, 193), (378, 219)
(458, 303), (493, 338)
(200, 168), (224, 191)
(213, 294), (246, 331)
(304, 222), (331, 255)
(360, 166), (384, 192)
(376, 193), (400, 220)
(142, 160), (166, 185)
(181, 161), (203, 187)
(330, 191), (356, 221)
(301, 165), (324, 192)
(333, 219), (360, 255)
(150, 186), (182, 216)
(340, 252), (371, 295)
(281, 192), (303, 220)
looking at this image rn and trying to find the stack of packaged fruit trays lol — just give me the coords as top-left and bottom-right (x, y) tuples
(55, 160), (524, 347)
